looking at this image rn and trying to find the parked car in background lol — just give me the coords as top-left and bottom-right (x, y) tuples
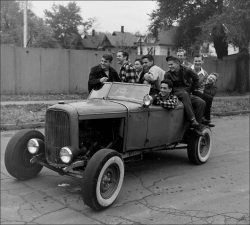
(4, 82), (212, 211)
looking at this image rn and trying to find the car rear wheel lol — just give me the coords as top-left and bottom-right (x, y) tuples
(4, 129), (44, 180)
(187, 125), (212, 165)
(81, 149), (124, 211)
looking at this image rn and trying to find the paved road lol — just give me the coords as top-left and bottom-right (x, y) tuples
(1, 115), (249, 224)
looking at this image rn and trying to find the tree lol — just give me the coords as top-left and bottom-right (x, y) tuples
(27, 15), (59, 48)
(200, 0), (250, 93)
(148, 0), (229, 58)
(44, 2), (95, 49)
(1, 0), (23, 46)
(1, 0), (58, 48)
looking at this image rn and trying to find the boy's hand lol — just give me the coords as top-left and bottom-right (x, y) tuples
(100, 77), (108, 83)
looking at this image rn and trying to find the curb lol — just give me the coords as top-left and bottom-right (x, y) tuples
(212, 110), (250, 117)
(1, 111), (249, 131)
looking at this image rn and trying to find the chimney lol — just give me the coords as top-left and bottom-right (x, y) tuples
(121, 26), (124, 33)
(92, 29), (95, 36)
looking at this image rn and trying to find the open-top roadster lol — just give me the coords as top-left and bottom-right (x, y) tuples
(5, 82), (212, 211)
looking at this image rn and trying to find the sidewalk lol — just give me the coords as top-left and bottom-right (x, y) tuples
(1, 99), (81, 106)
(1, 95), (249, 106)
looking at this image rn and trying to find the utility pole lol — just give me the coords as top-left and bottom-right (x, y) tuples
(23, 0), (27, 48)
(140, 36), (142, 55)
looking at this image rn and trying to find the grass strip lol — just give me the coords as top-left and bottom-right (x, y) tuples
(1, 99), (249, 125)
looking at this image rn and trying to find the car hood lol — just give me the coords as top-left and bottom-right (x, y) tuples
(68, 99), (127, 115)
(50, 99), (144, 119)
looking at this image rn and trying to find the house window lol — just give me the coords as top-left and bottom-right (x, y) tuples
(147, 47), (155, 55)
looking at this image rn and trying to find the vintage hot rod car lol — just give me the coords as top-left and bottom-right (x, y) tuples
(4, 82), (212, 211)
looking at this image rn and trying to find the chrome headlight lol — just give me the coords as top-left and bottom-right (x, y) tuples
(143, 94), (152, 106)
(60, 147), (73, 164)
(27, 139), (44, 154)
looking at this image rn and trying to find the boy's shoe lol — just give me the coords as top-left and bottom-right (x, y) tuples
(202, 118), (211, 125)
(208, 123), (215, 127)
(190, 119), (200, 129)
(193, 128), (205, 137)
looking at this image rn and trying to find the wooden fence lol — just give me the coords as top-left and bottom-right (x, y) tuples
(1, 44), (242, 94)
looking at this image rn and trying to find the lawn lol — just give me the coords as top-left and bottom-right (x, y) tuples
(1, 97), (249, 125)
(1, 93), (87, 101)
(1, 104), (49, 125)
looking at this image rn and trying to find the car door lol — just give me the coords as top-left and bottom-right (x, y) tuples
(125, 106), (149, 151)
(145, 102), (186, 148)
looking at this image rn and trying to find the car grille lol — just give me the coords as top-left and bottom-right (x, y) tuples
(45, 110), (71, 164)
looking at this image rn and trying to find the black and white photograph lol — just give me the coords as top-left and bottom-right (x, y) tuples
(1, 0), (249, 224)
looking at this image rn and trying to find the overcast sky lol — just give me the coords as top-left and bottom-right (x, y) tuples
(30, 1), (158, 34)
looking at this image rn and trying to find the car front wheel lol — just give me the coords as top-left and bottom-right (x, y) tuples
(187, 125), (212, 165)
(4, 129), (44, 180)
(81, 149), (124, 211)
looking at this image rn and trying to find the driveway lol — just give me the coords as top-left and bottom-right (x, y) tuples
(1, 115), (249, 224)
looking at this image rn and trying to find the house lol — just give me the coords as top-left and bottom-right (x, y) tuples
(206, 43), (239, 57)
(137, 27), (177, 56)
(81, 30), (105, 50)
(99, 26), (138, 54)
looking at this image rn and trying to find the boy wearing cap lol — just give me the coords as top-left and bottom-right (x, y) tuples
(88, 53), (121, 92)
(164, 56), (206, 132)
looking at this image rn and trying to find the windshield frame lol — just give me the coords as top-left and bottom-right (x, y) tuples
(87, 83), (112, 100)
(88, 82), (151, 104)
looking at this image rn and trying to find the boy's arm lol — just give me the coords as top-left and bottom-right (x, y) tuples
(144, 66), (164, 84)
(188, 69), (200, 91)
(204, 85), (217, 97)
(89, 68), (102, 86)
(158, 95), (179, 109)
(144, 71), (157, 84)
(125, 65), (137, 83)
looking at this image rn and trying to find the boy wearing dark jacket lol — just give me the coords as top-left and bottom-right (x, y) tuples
(88, 53), (121, 92)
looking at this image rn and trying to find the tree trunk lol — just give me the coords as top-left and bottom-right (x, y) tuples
(212, 25), (228, 59)
(236, 48), (250, 94)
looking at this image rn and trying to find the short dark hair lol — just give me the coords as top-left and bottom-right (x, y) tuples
(193, 53), (204, 60)
(118, 50), (129, 60)
(161, 79), (173, 89)
(166, 56), (180, 64)
(210, 72), (219, 80)
(102, 53), (113, 62)
(134, 58), (142, 64)
(141, 54), (154, 62)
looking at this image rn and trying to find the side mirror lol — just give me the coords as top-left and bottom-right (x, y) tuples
(141, 94), (153, 108)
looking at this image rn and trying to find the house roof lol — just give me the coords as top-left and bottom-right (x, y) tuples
(101, 31), (138, 47)
(82, 33), (105, 49)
